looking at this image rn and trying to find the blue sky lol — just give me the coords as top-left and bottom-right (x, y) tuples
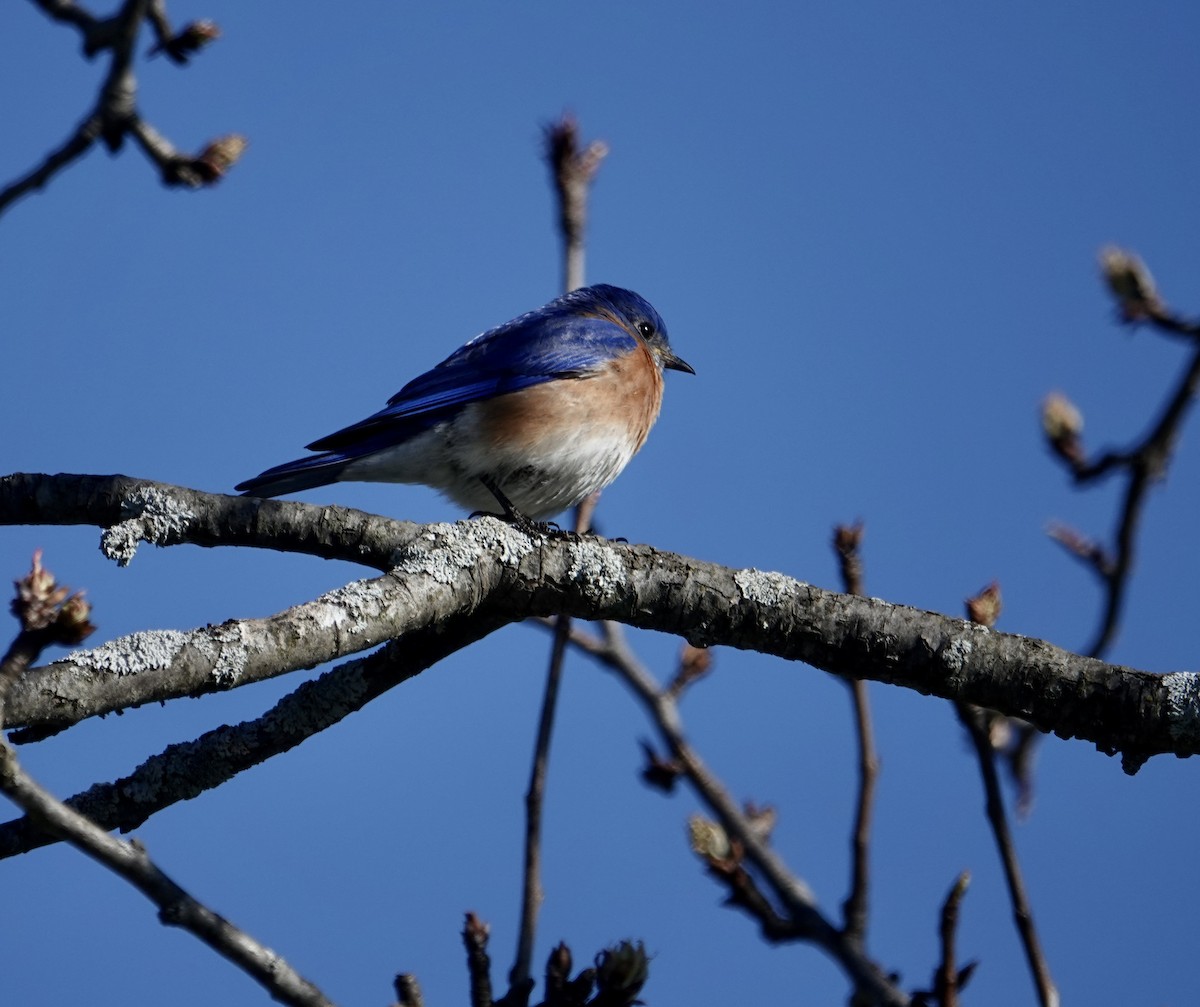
(4, 3), (1200, 1004)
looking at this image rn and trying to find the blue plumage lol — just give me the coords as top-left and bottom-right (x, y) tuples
(236, 284), (691, 518)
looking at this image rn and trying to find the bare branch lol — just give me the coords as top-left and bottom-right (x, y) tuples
(511, 496), (598, 1003)
(4, 0), (234, 218)
(392, 973), (425, 1007)
(914, 872), (973, 1007)
(6, 571), (449, 739)
(0, 554), (336, 1007)
(544, 115), (607, 293)
(936, 871), (971, 1007)
(1045, 252), (1200, 658)
(0, 741), (336, 1006)
(0, 111), (106, 214)
(4, 473), (1200, 766)
(463, 912), (495, 1007)
(0, 607), (505, 858)
(832, 521), (878, 946)
(587, 623), (907, 1005)
(957, 703), (1058, 1007)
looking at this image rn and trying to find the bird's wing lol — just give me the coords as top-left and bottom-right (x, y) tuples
(307, 309), (637, 452)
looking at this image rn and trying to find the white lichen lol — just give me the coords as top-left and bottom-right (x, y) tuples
(60, 629), (191, 677)
(315, 577), (398, 635)
(191, 623), (249, 686)
(391, 518), (534, 583)
(100, 486), (197, 567)
(1162, 671), (1200, 743)
(566, 538), (627, 599)
(940, 636), (973, 673)
(733, 568), (803, 607)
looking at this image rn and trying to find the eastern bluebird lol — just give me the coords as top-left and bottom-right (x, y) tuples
(236, 284), (693, 522)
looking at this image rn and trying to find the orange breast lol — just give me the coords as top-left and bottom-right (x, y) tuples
(478, 346), (664, 453)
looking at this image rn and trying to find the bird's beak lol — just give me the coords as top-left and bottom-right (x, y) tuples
(661, 348), (695, 375)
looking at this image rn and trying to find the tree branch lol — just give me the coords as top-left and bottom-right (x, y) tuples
(957, 704), (1058, 1007)
(0, 740), (338, 1006)
(1045, 251), (1200, 658)
(832, 521), (878, 945)
(511, 495), (598, 1004)
(570, 622), (907, 1006)
(3, 0), (236, 218)
(0, 554), (336, 1007)
(3, 473), (1199, 767)
(0, 607), (506, 858)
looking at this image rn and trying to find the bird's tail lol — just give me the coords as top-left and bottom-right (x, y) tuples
(235, 452), (350, 497)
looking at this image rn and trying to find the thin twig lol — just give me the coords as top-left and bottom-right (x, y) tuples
(463, 913), (495, 1007)
(508, 121), (608, 1001)
(585, 622), (908, 1006)
(0, 557), (335, 1007)
(843, 677), (878, 943)
(1047, 252), (1200, 658)
(0, 609), (507, 859)
(32, 0), (102, 35)
(0, 742), (337, 1006)
(510, 495), (598, 1004)
(956, 704), (1058, 1007)
(0, 111), (106, 215)
(544, 114), (606, 293)
(832, 522), (879, 945)
(4, 0), (234, 218)
(934, 871), (970, 1007)
(392, 973), (425, 1007)
(1083, 341), (1200, 657)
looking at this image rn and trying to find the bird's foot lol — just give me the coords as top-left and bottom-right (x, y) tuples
(469, 507), (561, 538)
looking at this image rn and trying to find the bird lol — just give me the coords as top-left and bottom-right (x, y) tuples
(236, 284), (694, 523)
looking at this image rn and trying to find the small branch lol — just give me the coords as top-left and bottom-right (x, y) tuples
(1044, 251), (1200, 659)
(935, 871), (971, 1007)
(956, 704), (1057, 1007)
(509, 121), (606, 999)
(544, 115), (607, 293)
(0, 741), (336, 1006)
(510, 496), (598, 1004)
(832, 522), (878, 945)
(5, 0), (233, 218)
(583, 623), (908, 1006)
(1, 556), (335, 1007)
(5, 474), (1200, 766)
(30, 0), (109, 52)
(5, 570), (453, 740)
(392, 973), (425, 1007)
(0, 607), (508, 859)
(463, 913), (495, 1007)
(0, 111), (105, 215)
(843, 677), (878, 943)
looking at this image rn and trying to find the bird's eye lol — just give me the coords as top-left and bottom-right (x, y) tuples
(636, 321), (655, 339)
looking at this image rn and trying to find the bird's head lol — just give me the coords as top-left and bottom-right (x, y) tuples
(577, 283), (695, 375)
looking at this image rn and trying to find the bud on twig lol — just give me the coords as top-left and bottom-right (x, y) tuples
(1046, 522), (1113, 576)
(149, 19), (222, 63)
(666, 643), (711, 698)
(1100, 246), (1162, 321)
(965, 582), (1002, 628)
(688, 813), (732, 861)
(743, 800), (777, 844)
(594, 940), (649, 1005)
(1041, 392), (1085, 469)
(833, 520), (865, 595)
(11, 550), (95, 643)
(192, 134), (248, 182)
(639, 740), (682, 792)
